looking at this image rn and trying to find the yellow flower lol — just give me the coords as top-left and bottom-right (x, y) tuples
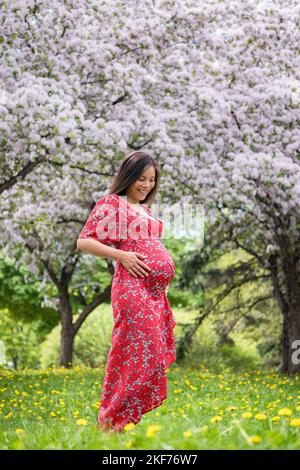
(183, 430), (192, 438)
(124, 423), (136, 431)
(249, 435), (262, 444)
(226, 405), (238, 412)
(210, 415), (222, 423)
(290, 418), (300, 427)
(296, 405), (300, 412)
(76, 419), (88, 426)
(271, 416), (280, 422)
(254, 413), (267, 420)
(49, 412), (56, 417)
(241, 412), (252, 419)
(146, 425), (161, 437)
(278, 408), (292, 416)
(15, 428), (25, 435)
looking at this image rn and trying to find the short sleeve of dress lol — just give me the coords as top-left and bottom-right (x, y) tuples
(78, 194), (121, 247)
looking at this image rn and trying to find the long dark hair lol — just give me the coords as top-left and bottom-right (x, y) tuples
(108, 151), (161, 205)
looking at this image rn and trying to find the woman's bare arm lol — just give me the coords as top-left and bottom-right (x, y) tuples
(77, 238), (124, 261)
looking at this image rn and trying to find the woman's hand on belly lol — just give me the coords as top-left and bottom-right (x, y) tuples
(119, 250), (152, 278)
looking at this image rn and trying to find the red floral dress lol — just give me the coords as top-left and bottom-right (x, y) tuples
(78, 193), (176, 432)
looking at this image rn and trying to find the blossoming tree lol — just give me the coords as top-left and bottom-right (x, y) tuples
(1, 0), (300, 373)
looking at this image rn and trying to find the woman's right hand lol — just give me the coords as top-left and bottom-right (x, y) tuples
(119, 251), (151, 278)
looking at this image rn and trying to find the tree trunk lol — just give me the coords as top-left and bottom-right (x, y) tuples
(270, 251), (300, 375)
(282, 305), (300, 375)
(59, 290), (75, 368)
(60, 325), (75, 368)
(282, 253), (300, 375)
(280, 313), (290, 373)
(12, 355), (18, 370)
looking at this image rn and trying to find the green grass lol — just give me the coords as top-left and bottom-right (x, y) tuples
(1, 362), (300, 450)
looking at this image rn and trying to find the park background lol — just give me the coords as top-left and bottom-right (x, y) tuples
(0, 0), (300, 450)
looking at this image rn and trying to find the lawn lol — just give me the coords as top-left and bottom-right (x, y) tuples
(1, 362), (300, 449)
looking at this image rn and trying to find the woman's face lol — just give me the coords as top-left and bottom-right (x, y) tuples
(126, 165), (156, 203)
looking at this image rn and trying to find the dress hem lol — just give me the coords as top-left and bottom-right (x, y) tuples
(95, 354), (176, 433)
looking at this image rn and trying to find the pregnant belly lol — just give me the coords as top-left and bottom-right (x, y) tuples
(140, 241), (175, 297)
(115, 239), (175, 298)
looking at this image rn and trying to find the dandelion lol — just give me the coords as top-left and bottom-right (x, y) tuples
(146, 425), (161, 437)
(15, 428), (25, 435)
(254, 413), (267, 420)
(124, 423), (135, 431)
(183, 430), (192, 438)
(271, 416), (280, 422)
(278, 408), (292, 416)
(241, 412), (252, 419)
(49, 412), (56, 417)
(226, 405), (238, 412)
(290, 418), (300, 427)
(76, 419), (88, 426)
(210, 415), (222, 423)
(249, 435), (262, 444)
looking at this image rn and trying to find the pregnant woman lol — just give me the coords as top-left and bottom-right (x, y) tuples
(77, 150), (176, 433)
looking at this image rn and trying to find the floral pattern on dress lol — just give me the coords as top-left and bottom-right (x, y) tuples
(78, 193), (176, 432)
